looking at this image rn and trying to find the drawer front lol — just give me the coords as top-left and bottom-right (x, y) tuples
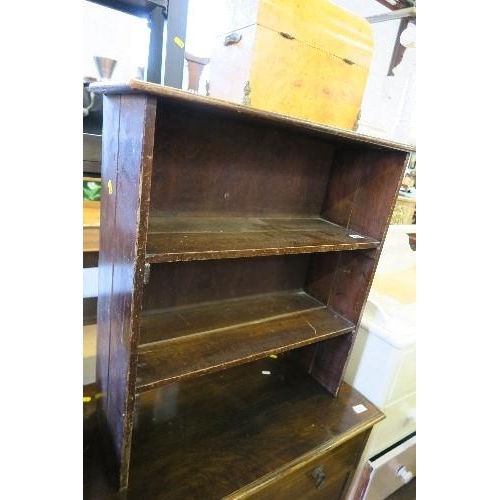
(366, 392), (416, 458)
(243, 431), (368, 500)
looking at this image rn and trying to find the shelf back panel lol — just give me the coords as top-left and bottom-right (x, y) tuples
(149, 100), (335, 217)
(142, 254), (310, 312)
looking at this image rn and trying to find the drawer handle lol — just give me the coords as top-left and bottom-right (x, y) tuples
(310, 466), (326, 489)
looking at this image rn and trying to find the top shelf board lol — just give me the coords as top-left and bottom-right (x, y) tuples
(146, 216), (379, 262)
(90, 79), (416, 153)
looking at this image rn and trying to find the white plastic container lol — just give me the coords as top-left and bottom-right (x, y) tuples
(345, 291), (416, 408)
(344, 224), (416, 499)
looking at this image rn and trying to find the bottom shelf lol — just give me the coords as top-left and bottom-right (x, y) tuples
(125, 357), (384, 499)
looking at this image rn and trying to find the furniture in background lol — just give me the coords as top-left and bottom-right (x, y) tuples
(390, 195), (416, 225)
(184, 51), (210, 93)
(83, 135), (101, 327)
(87, 78), (413, 497)
(345, 224), (416, 499)
(84, 0), (188, 87)
(207, 0), (374, 130)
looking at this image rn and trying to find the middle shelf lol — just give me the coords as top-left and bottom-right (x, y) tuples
(136, 290), (355, 392)
(146, 216), (379, 262)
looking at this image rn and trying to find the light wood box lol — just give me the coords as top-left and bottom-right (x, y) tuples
(208, 0), (374, 130)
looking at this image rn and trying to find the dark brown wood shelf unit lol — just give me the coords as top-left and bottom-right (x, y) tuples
(146, 215), (380, 263)
(136, 290), (354, 391)
(89, 78), (414, 493)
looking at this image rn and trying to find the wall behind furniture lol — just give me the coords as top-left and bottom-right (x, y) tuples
(83, 2), (150, 81)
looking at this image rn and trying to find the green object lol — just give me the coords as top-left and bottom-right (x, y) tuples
(83, 180), (101, 201)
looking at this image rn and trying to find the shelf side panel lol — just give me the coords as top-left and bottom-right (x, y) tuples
(96, 93), (157, 490)
(96, 96), (121, 421)
(322, 148), (409, 241)
(301, 149), (410, 394)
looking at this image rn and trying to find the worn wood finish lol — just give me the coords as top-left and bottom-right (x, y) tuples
(124, 358), (383, 499)
(296, 149), (410, 394)
(94, 94), (122, 486)
(89, 80), (410, 492)
(142, 254), (310, 311)
(146, 216), (379, 262)
(89, 80), (415, 153)
(95, 94), (120, 432)
(140, 290), (324, 344)
(301, 249), (377, 394)
(301, 333), (355, 396)
(301, 251), (380, 394)
(322, 148), (409, 240)
(327, 249), (380, 324)
(240, 431), (369, 500)
(83, 377), (381, 500)
(150, 99), (334, 216)
(96, 93), (157, 489)
(305, 251), (341, 305)
(136, 292), (354, 391)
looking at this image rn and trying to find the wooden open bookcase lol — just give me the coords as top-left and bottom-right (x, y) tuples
(89, 79), (413, 498)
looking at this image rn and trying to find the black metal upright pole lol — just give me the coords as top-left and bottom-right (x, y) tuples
(146, 5), (166, 83)
(163, 0), (189, 88)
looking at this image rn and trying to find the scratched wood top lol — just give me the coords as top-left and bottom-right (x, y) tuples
(127, 358), (384, 499)
(84, 373), (383, 499)
(136, 290), (354, 392)
(89, 79), (415, 153)
(146, 216), (379, 262)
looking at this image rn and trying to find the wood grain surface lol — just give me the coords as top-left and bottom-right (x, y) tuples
(96, 93), (157, 489)
(90, 79), (415, 152)
(136, 291), (354, 391)
(84, 374), (383, 499)
(88, 78), (409, 493)
(146, 216), (379, 262)
(126, 358), (384, 499)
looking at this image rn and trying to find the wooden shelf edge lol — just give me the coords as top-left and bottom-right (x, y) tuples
(136, 327), (353, 393)
(90, 79), (415, 153)
(145, 216), (379, 263)
(135, 297), (355, 393)
(145, 242), (379, 263)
